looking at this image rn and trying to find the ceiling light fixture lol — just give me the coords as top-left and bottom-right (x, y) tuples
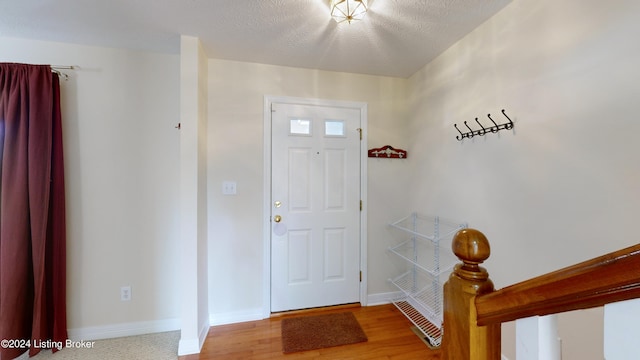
(330, 0), (368, 24)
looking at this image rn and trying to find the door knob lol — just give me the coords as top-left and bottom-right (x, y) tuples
(274, 215), (282, 223)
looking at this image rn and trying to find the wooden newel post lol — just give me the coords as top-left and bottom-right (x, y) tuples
(441, 229), (501, 360)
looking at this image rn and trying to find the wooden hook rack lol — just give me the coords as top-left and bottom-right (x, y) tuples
(368, 145), (407, 158)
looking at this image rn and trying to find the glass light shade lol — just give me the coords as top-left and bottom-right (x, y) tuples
(330, 0), (368, 24)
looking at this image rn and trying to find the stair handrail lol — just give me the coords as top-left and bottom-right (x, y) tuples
(441, 228), (640, 360)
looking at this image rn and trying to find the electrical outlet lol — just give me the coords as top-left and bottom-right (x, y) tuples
(222, 181), (237, 195)
(121, 286), (132, 301)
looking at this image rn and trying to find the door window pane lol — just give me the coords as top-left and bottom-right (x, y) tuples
(325, 120), (345, 137)
(290, 119), (311, 135)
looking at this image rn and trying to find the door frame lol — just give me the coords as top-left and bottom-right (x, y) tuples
(262, 95), (368, 317)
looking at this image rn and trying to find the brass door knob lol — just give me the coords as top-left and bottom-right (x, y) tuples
(274, 215), (282, 223)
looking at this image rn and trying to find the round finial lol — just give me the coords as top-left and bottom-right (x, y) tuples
(452, 228), (491, 265)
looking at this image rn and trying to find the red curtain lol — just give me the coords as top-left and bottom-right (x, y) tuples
(0, 63), (67, 359)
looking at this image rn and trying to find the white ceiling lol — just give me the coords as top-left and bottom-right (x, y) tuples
(0, 0), (512, 78)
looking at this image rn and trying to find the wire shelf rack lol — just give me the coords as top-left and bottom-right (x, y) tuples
(388, 239), (458, 276)
(387, 213), (466, 348)
(393, 299), (443, 347)
(389, 269), (451, 327)
(389, 213), (465, 243)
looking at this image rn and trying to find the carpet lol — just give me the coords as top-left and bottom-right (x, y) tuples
(281, 312), (368, 354)
(13, 331), (179, 360)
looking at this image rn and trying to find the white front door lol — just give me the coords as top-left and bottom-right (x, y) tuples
(270, 102), (362, 312)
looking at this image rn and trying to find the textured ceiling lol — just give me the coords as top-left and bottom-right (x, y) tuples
(0, 0), (512, 78)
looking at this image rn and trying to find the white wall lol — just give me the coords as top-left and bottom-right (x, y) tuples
(178, 36), (209, 355)
(406, 0), (640, 358)
(604, 299), (640, 359)
(206, 59), (411, 322)
(0, 37), (182, 338)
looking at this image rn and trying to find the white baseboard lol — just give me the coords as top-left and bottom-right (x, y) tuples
(199, 319), (209, 347)
(176, 320), (210, 356)
(67, 318), (180, 341)
(367, 291), (402, 306)
(209, 307), (264, 326)
(178, 337), (200, 356)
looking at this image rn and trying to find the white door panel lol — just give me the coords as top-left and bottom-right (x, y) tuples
(271, 103), (361, 312)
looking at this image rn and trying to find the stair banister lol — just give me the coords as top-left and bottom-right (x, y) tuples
(441, 229), (500, 360)
(441, 228), (640, 360)
(475, 242), (640, 325)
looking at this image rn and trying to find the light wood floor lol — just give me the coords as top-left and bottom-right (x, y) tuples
(180, 304), (441, 359)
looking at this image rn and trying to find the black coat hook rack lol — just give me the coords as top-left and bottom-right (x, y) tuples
(454, 109), (514, 141)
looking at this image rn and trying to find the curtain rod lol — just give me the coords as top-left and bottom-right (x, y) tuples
(51, 65), (75, 80)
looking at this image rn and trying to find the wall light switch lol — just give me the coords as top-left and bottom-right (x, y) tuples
(222, 181), (237, 195)
(121, 286), (131, 301)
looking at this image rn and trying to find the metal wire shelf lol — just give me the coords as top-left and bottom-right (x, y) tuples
(392, 299), (443, 348)
(389, 213), (464, 243)
(388, 239), (458, 276)
(387, 213), (466, 348)
(389, 270), (450, 326)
